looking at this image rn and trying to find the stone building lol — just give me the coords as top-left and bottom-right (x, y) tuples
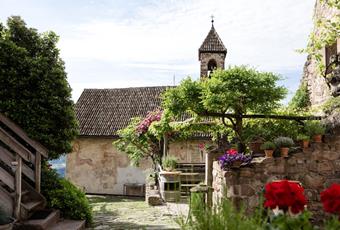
(66, 22), (227, 195)
(302, 1), (340, 107)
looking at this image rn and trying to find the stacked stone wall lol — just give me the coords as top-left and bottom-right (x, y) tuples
(212, 133), (340, 221)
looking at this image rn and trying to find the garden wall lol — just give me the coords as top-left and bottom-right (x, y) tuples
(212, 131), (340, 222)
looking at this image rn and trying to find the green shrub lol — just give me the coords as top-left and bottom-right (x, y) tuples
(260, 141), (276, 150)
(274, 137), (294, 148)
(296, 134), (310, 141)
(162, 155), (178, 171)
(305, 121), (326, 136)
(41, 163), (93, 225)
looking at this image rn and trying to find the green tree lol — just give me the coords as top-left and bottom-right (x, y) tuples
(162, 66), (287, 151)
(0, 16), (78, 159)
(288, 83), (310, 111)
(114, 110), (163, 169)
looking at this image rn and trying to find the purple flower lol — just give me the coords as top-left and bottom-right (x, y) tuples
(219, 152), (252, 170)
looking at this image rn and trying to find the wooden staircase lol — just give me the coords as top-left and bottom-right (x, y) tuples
(0, 113), (85, 230)
(176, 163), (205, 196)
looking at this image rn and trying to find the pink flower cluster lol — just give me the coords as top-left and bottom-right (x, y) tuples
(136, 109), (162, 135)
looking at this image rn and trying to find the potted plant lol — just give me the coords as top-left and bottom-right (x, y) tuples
(296, 134), (310, 148)
(0, 206), (13, 230)
(162, 155), (178, 171)
(260, 141), (276, 158)
(305, 121), (326, 143)
(274, 137), (294, 157)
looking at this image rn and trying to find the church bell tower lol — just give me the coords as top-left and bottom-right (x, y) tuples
(199, 17), (227, 78)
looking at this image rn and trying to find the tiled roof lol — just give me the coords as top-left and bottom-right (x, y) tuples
(75, 87), (170, 136)
(199, 25), (227, 53)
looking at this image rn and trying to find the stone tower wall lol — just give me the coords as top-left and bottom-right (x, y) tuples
(200, 53), (226, 78)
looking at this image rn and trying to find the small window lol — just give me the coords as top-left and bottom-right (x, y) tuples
(207, 59), (217, 77)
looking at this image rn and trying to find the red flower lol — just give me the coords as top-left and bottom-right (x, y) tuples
(198, 143), (205, 150)
(264, 180), (307, 214)
(321, 184), (340, 215)
(226, 149), (237, 155)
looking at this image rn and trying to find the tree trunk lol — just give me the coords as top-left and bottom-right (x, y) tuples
(235, 115), (246, 153)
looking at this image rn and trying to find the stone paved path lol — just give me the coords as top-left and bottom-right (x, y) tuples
(86, 195), (189, 230)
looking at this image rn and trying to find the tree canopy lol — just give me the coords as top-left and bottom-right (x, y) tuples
(0, 16), (78, 159)
(162, 66), (287, 151)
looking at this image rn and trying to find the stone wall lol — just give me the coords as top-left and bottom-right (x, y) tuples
(212, 131), (340, 221)
(199, 53), (226, 78)
(302, 1), (340, 107)
(66, 137), (211, 195)
(66, 137), (152, 195)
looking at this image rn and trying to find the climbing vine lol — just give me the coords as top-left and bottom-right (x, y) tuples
(301, 0), (340, 74)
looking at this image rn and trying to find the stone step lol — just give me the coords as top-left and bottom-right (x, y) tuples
(21, 200), (44, 212)
(47, 219), (86, 230)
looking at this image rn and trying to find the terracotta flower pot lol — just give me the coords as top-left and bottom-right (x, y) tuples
(302, 140), (309, 148)
(280, 147), (289, 157)
(264, 149), (274, 158)
(313, 134), (322, 143)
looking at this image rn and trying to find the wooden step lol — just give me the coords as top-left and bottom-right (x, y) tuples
(21, 200), (44, 212)
(48, 219), (86, 230)
(18, 209), (60, 230)
(0, 165), (14, 190)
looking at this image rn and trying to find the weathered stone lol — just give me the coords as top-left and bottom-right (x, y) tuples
(240, 184), (255, 197)
(322, 151), (340, 161)
(317, 161), (334, 173)
(304, 174), (325, 189)
(325, 178), (340, 187)
(240, 168), (254, 177)
(305, 189), (318, 201)
(266, 161), (285, 174)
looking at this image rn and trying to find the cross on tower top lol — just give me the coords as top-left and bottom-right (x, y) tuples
(211, 15), (214, 26)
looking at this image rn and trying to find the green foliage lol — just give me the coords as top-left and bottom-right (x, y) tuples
(41, 164), (93, 225)
(0, 205), (12, 225)
(178, 197), (265, 230)
(178, 195), (320, 230)
(305, 120), (326, 135)
(202, 67), (287, 114)
(266, 211), (314, 230)
(322, 97), (340, 114)
(114, 117), (161, 168)
(162, 66), (287, 150)
(325, 215), (340, 230)
(260, 141), (276, 150)
(289, 83), (310, 111)
(297, 134), (310, 141)
(274, 136), (295, 148)
(162, 155), (178, 171)
(0, 16), (78, 159)
(242, 118), (301, 142)
(300, 1), (340, 74)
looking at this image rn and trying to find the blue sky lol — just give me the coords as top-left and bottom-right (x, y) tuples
(0, 0), (316, 103)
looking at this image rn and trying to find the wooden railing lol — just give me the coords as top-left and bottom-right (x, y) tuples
(0, 113), (48, 219)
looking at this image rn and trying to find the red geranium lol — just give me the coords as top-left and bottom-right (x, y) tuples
(264, 180), (307, 214)
(226, 149), (237, 155)
(321, 184), (340, 215)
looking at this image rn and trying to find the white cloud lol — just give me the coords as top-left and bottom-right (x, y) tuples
(0, 0), (316, 101)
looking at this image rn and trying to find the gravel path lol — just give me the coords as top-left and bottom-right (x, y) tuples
(86, 195), (189, 230)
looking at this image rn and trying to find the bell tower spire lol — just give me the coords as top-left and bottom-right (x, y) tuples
(199, 17), (227, 78)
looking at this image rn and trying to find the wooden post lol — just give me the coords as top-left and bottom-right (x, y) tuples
(14, 154), (22, 220)
(205, 150), (213, 208)
(163, 134), (168, 157)
(35, 152), (41, 193)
